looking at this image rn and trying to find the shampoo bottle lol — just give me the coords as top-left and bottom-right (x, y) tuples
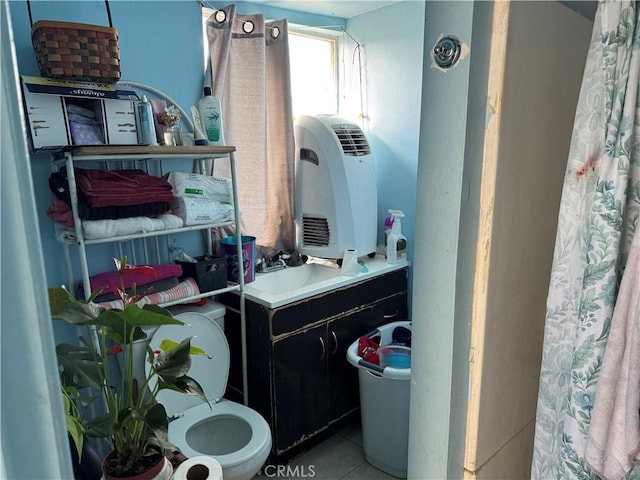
(190, 106), (208, 145)
(197, 87), (224, 145)
(135, 95), (158, 146)
(386, 210), (407, 264)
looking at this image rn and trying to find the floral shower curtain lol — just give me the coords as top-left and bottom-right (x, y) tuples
(531, 2), (640, 479)
(204, 4), (295, 253)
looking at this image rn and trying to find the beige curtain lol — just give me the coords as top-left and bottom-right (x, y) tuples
(205, 4), (295, 253)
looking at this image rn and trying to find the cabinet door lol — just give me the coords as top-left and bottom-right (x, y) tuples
(273, 324), (328, 453)
(371, 292), (409, 329)
(327, 309), (370, 422)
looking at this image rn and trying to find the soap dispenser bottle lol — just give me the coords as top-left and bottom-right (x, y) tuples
(386, 210), (407, 264)
(197, 87), (224, 145)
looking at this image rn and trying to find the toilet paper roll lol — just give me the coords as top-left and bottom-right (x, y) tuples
(173, 456), (223, 480)
(341, 249), (361, 276)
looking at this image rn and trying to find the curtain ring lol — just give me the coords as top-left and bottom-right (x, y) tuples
(214, 10), (226, 23)
(242, 20), (254, 33)
(270, 26), (280, 39)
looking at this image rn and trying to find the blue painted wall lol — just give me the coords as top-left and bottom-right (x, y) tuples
(346, 2), (424, 289)
(10, 0), (209, 288)
(9, 0), (423, 300)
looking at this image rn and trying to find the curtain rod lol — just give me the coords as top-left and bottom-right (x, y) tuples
(197, 1), (367, 125)
(198, 0), (361, 45)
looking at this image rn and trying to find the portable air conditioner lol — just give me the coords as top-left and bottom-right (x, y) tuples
(295, 115), (377, 260)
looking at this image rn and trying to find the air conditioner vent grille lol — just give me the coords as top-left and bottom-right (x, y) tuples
(302, 216), (330, 246)
(332, 124), (371, 156)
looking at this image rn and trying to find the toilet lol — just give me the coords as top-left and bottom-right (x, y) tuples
(145, 301), (272, 480)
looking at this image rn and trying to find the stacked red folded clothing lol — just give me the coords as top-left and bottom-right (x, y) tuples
(74, 168), (175, 208)
(48, 167), (175, 221)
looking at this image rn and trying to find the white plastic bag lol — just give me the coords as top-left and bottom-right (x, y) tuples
(166, 172), (232, 202)
(166, 172), (234, 225)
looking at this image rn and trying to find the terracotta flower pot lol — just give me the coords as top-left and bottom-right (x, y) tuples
(101, 450), (172, 480)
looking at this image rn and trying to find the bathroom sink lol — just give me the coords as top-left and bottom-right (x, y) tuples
(250, 262), (342, 294)
(242, 255), (409, 308)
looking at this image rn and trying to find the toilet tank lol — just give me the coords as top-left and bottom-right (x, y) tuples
(168, 299), (226, 331)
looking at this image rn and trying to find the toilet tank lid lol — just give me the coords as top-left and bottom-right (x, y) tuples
(167, 299), (226, 321)
(147, 311), (229, 415)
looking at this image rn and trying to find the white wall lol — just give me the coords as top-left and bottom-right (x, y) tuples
(410, 1), (481, 477)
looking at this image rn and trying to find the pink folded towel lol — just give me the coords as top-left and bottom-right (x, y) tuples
(88, 264), (183, 293)
(46, 194), (74, 227)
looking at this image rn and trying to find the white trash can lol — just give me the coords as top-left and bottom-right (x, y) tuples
(346, 321), (411, 478)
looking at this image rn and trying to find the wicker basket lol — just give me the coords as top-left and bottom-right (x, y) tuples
(31, 20), (121, 84)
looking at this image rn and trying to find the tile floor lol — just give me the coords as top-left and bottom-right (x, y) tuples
(255, 420), (397, 480)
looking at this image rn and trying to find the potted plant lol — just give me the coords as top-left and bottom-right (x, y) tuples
(49, 257), (208, 479)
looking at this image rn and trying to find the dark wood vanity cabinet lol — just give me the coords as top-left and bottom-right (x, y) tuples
(219, 267), (409, 463)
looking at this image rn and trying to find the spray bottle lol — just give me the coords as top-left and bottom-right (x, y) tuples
(386, 210), (407, 264)
(384, 211), (394, 247)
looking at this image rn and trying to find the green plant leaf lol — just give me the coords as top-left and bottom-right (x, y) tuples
(85, 412), (116, 438)
(92, 308), (127, 327)
(158, 338), (208, 357)
(66, 414), (84, 459)
(62, 390), (71, 412)
(98, 309), (146, 345)
(121, 304), (184, 328)
(61, 384), (85, 460)
(145, 436), (176, 456)
(145, 403), (169, 447)
(153, 338), (192, 384)
(48, 287), (74, 314)
(158, 339), (179, 352)
(96, 304), (184, 345)
(56, 343), (103, 388)
(142, 304), (176, 318)
(85, 287), (106, 303)
(101, 305), (183, 345)
(189, 345), (208, 356)
(51, 301), (105, 326)
(157, 375), (209, 404)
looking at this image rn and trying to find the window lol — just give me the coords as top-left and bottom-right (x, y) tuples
(288, 30), (338, 117)
(202, 9), (339, 118)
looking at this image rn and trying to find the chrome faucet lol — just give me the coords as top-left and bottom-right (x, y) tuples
(256, 256), (287, 273)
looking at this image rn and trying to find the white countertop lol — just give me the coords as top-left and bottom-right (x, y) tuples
(242, 255), (409, 308)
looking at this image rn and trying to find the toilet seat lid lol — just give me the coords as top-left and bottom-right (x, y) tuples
(148, 312), (229, 416)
